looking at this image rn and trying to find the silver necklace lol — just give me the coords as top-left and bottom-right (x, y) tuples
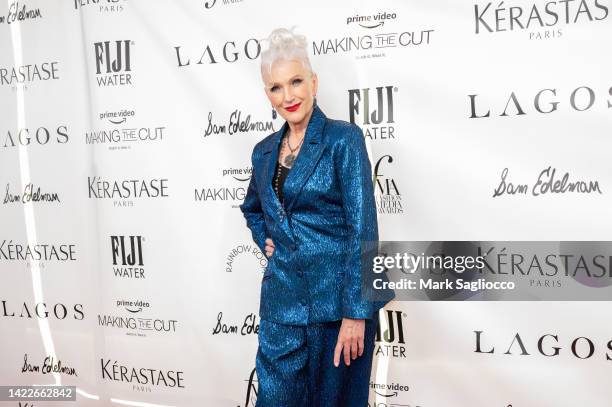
(282, 132), (304, 168)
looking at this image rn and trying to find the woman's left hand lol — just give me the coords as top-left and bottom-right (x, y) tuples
(333, 318), (366, 367)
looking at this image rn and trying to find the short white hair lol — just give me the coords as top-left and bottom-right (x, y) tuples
(260, 26), (313, 80)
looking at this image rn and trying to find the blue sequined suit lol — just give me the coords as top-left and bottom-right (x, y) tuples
(240, 105), (394, 406)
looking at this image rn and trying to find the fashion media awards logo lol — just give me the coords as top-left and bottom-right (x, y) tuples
(1, 125), (69, 148)
(0, 61), (59, 90)
(98, 299), (178, 336)
(375, 309), (407, 358)
(468, 83), (612, 118)
(202, 0), (247, 10)
(238, 367), (258, 407)
(373, 155), (403, 215)
(85, 109), (166, 150)
(474, 330), (612, 362)
(111, 235), (145, 279)
(194, 165), (252, 208)
(348, 86), (397, 141)
(94, 40), (133, 86)
(0, 1), (42, 24)
(473, 1), (609, 40)
(73, 0), (126, 13)
(174, 37), (261, 67)
(88, 176), (169, 207)
(1, 300), (84, 321)
(313, 10), (434, 59)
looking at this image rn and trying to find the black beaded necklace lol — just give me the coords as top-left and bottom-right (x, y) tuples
(273, 162), (288, 206)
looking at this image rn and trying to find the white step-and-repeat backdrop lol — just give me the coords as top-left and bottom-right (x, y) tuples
(1, 0), (611, 406)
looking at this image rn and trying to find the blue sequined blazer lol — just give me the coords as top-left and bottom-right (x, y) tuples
(239, 104), (393, 325)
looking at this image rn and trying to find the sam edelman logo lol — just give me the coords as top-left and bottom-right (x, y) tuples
(212, 311), (259, 336)
(373, 155), (403, 215)
(492, 167), (602, 197)
(348, 85), (397, 141)
(21, 353), (77, 376)
(375, 309), (407, 358)
(111, 235), (145, 279)
(0, 1), (42, 25)
(3, 183), (60, 204)
(94, 40), (133, 86)
(202, 109), (274, 138)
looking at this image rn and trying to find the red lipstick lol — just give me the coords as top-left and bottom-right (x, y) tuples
(285, 102), (301, 112)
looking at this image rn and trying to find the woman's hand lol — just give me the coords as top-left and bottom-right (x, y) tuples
(264, 238), (275, 258)
(333, 318), (366, 367)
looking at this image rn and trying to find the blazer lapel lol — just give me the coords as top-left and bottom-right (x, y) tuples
(260, 105), (328, 217)
(261, 122), (286, 217)
(283, 105), (327, 213)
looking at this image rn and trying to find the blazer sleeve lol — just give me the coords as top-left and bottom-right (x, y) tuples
(239, 149), (268, 255)
(336, 124), (379, 320)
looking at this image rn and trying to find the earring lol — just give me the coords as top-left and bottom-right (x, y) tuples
(313, 96), (317, 107)
(272, 107), (277, 119)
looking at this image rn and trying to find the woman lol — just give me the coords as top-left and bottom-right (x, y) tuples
(239, 27), (394, 407)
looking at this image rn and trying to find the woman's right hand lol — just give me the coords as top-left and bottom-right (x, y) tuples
(264, 238), (275, 258)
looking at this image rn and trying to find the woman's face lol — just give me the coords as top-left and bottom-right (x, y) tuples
(262, 58), (318, 128)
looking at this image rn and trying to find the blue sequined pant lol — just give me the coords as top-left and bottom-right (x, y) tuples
(255, 313), (379, 407)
